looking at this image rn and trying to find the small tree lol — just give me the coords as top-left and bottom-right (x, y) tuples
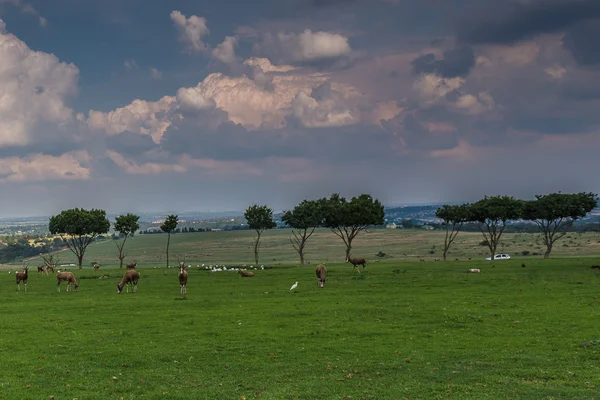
(48, 208), (110, 268)
(436, 204), (471, 261)
(40, 250), (60, 270)
(321, 193), (385, 261)
(244, 204), (277, 265)
(114, 213), (140, 268)
(281, 199), (324, 265)
(523, 192), (598, 258)
(469, 196), (523, 259)
(161, 214), (178, 268)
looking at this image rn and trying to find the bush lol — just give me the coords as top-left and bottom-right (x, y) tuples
(479, 240), (488, 246)
(521, 250), (530, 256)
(375, 251), (386, 258)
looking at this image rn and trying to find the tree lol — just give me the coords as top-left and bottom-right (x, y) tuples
(523, 192), (598, 258)
(281, 200), (324, 265)
(160, 215), (178, 268)
(321, 193), (385, 261)
(48, 208), (110, 268)
(436, 204), (471, 261)
(114, 213), (140, 268)
(468, 196), (524, 259)
(244, 204), (277, 265)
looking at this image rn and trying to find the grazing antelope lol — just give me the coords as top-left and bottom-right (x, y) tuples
(16, 266), (29, 291)
(56, 271), (79, 293)
(315, 263), (327, 288)
(238, 269), (254, 277)
(178, 262), (188, 295)
(126, 262), (137, 270)
(117, 270), (140, 294)
(346, 257), (367, 273)
(37, 265), (48, 275)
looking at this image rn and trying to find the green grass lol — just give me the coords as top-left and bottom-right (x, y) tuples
(2, 230), (600, 398)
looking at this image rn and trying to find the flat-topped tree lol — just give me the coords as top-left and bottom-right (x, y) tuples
(321, 193), (385, 262)
(244, 204), (277, 265)
(282, 199), (324, 265)
(114, 213), (140, 268)
(523, 192), (598, 259)
(160, 215), (178, 269)
(49, 208), (110, 269)
(469, 196), (524, 260)
(436, 204), (471, 261)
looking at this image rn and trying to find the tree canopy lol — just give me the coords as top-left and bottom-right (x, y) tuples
(321, 193), (385, 261)
(523, 192), (598, 258)
(469, 196), (524, 259)
(114, 213), (140, 268)
(161, 214), (178, 268)
(48, 208), (110, 268)
(436, 204), (471, 261)
(244, 204), (277, 265)
(281, 199), (324, 265)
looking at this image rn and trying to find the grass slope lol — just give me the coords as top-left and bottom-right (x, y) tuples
(1, 257), (600, 399)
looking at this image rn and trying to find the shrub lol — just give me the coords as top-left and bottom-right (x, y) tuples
(521, 250), (530, 256)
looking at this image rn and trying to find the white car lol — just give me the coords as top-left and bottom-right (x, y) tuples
(485, 254), (511, 261)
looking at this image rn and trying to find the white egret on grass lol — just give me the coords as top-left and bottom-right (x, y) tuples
(290, 281), (298, 291)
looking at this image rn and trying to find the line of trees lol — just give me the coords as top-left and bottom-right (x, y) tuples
(436, 192), (598, 260)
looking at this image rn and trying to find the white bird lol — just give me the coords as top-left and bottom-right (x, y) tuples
(290, 281), (298, 291)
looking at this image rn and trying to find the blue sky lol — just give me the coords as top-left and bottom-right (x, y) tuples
(0, 0), (599, 217)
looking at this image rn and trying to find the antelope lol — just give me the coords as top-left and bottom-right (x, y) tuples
(238, 269), (254, 277)
(56, 271), (79, 292)
(16, 266), (29, 291)
(117, 270), (140, 294)
(178, 262), (188, 295)
(126, 262), (137, 270)
(315, 264), (327, 288)
(591, 265), (600, 269)
(37, 265), (48, 275)
(47, 265), (55, 273)
(346, 257), (367, 273)
(93, 263), (101, 272)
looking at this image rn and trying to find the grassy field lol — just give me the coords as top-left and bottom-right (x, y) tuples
(1, 230), (600, 399)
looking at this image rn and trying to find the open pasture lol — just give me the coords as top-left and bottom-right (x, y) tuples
(1, 256), (600, 399)
(11, 229), (600, 270)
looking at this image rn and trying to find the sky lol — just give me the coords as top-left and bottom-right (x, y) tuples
(0, 0), (599, 217)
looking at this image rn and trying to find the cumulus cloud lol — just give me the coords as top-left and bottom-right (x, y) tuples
(411, 46), (475, 78)
(291, 83), (356, 127)
(106, 150), (186, 175)
(170, 10), (209, 53)
(0, 25), (79, 147)
(255, 29), (352, 65)
(212, 36), (238, 65)
(0, 151), (90, 182)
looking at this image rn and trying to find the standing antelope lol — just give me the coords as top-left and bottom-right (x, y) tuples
(47, 265), (55, 273)
(178, 262), (188, 295)
(56, 271), (79, 292)
(315, 263), (327, 288)
(126, 262), (137, 270)
(346, 257), (367, 273)
(16, 266), (29, 291)
(117, 270), (140, 294)
(37, 265), (48, 275)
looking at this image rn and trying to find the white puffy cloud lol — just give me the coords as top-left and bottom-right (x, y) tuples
(87, 96), (176, 143)
(170, 10), (209, 53)
(413, 73), (464, 107)
(291, 84), (356, 128)
(176, 87), (216, 111)
(0, 151), (91, 182)
(0, 25), (79, 147)
(212, 36), (237, 65)
(256, 29), (352, 64)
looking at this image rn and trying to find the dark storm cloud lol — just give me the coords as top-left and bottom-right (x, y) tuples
(411, 46), (475, 78)
(562, 19), (600, 65)
(456, 0), (600, 45)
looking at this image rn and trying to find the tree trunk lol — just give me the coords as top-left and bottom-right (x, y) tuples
(166, 233), (171, 268)
(442, 249), (448, 261)
(544, 243), (552, 259)
(119, 256), (124, 269)
(299, 241), (305, 265)
(254, 232), (261, 265)
(77, 254), (83, 269)
(345, 245), (352, 262)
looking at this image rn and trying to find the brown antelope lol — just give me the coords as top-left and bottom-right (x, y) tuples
(178, 262), (188, 295)
(56, 271), (79, 293)
(117, 270), (140, 294)
(37, 265), (48, 275)
(126, 262), (137, 270)
(16, 266), (29, 291)
(93, 263), (101, 272)
(346, 257), (367, 273)
(47, 265), (55, 273)
(315, 264), (327, 288)
(238, 269), (254, 277)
